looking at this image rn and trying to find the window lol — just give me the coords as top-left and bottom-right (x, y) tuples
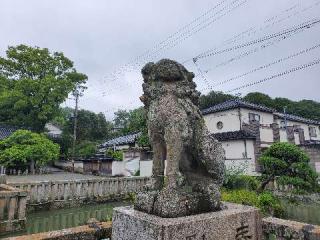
(216, 121), (223, 130)
(249, 113), (260, 122)
(309, 126), (317, 137)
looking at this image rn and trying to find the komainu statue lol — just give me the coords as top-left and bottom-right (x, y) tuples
(134, 59), (225, 218)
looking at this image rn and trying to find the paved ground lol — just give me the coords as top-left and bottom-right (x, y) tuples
(7, 172), (104, 184)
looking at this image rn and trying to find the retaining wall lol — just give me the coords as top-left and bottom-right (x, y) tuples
(5, 217), (320, 240)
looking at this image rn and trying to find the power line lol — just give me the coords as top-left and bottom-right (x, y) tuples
(101, 0), (314, 95)
(202, 42), (320, 91)
(196, 18), (320, 60)
(103, 15), (320, 96)
(101, 0), (250, 95)
(225, 58), (320, 93)
(101, 0), (250, 87)
(193, 2), (303, 61)
(198, 16), (320, 75)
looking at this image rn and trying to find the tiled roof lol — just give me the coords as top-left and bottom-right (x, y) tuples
(100, 132), (141, 148)
(0, 125), (18, 140)
(201, 99), (275, 115)
(274, 113), (320, 125)
(213, 130), (256, 141)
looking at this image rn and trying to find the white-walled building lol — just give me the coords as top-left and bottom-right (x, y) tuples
(99, 99), (320, 176)
(99, 132), (153, 176)
(202, 99), (320, 175)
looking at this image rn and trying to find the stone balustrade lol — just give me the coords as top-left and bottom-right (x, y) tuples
(8, 177), (150, 210)
(0, 184), (28, 235)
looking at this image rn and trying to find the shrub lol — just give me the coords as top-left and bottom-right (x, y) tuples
(0, 130), (60, 169)
(222, 189), (284, 217)
(222, 189), (259, 207)
(258, 142), (319, 193)
(106, 149), (123, 161)
(74, 141), (97, 158)
(258, 192), (284, 217)
(224, 174), (259, 191)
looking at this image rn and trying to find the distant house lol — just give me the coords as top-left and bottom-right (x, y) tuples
(45, 123), (62, 138)
(99, 132), (152, 177)
(99, 132), (141, 151)
(202, 99), (320, 174)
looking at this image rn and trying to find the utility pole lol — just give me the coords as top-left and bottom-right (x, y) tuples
(72, 88), (80, 172)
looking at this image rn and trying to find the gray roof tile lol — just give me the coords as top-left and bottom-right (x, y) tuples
(213, 130), (256, 141)
(201, 99), (275, 115)
(0, 125), (18, 140)
(100, 132), (141, 147)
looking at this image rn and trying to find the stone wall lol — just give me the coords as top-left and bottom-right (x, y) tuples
(262, 217), (320, 240)
(3, 221), (112, 240)
(6, 216), (320, 240)
(8, 177), (150, 211)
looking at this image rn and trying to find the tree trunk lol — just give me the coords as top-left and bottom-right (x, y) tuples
(257, 176), (274, 193)
(30, 160), (35, 175)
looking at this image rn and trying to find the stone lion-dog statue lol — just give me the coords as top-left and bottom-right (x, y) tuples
(134, 59), (225, 218)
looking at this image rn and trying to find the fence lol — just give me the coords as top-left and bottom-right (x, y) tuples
(0, 184), (28, 235)
(8, 177), (150, 209)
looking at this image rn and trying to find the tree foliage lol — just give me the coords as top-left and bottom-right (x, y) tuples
(113, 107), (149, 147)
(0, 45), (87, 132)
(258, 142), (319, 193)
(64, 109), (113, 142)
(199, 91), (236, 109)
(0, 130), (60, 168)
(74, 141), (97, 158)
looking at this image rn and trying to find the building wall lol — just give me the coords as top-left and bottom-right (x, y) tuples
(112, 161), (126, 176)
(203, 109), (240, 133)
(140, 160), (153, 177)
(240, 108), (274, 126)
(279, 129), (288, 142)
(222, 139), (257, 175)
(260, 127), (274, 147)
(275, 119), (320, 142)
(300, 144), (320, 173)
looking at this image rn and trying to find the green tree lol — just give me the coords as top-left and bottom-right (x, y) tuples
(0, 130), (60, 171)
(0, 45), (87, 132)
(199, 91), (235, 109)
(65, 109), (113, 142)
(74, 141), (97, 158)
(243, 92), (274, 109)
(113, 107), (149, 147)
(258, 142), (319, 193)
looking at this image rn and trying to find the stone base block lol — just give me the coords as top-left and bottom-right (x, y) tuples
(112, 203), (262, 240)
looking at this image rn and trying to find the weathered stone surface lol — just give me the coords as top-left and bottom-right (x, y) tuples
(3, 221), (112, 240)
(112, 203), (262, 240)
(135, 59), (225, 217)
(262, 217), (320, 240)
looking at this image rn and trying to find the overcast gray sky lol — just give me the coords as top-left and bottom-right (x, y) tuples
(1, 0), (319, 119)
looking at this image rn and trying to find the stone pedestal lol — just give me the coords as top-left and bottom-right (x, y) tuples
(112, 203), (262, 240)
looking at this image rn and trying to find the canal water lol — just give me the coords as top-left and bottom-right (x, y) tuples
(281, 200), (320, 225)
(3, 201), (128, 238)
(3, 200), (319, 238)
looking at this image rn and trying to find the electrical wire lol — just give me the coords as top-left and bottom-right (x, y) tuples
(226, 58), (320, 93)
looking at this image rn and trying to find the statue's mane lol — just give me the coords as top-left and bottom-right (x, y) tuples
(141, 59), (200, 107)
